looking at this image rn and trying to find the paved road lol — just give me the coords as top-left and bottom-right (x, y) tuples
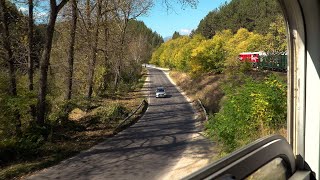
(26, 67), (215, 180)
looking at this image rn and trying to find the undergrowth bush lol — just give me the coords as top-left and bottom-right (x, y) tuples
(48, 98), (101, 125)
(96, 104), (129, 124)
(0, 92), (37, 138)
(206, 74), (287, 152)
(48, 100), (77, 123)
(0, 125), (47, 164)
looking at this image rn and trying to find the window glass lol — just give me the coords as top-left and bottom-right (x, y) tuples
(246, 158), (287, 180)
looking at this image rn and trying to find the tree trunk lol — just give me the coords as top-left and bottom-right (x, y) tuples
(0, 0), (21, 136)
(28, 0), (34, 91)
(102, 25), (109, 91)
(65, 0), (77, 100)
(86, 0), (102, 99)
(114, 66), (119, 91)
(114, 18), (128, 91)
(37, 0), (68, 125)
(28, 0), (37, 119)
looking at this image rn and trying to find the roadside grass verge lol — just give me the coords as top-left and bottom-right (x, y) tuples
(0, 70), (148, 180)
(169, 71), (223, 114)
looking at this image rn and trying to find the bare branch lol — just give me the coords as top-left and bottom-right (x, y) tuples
(57, 0), (69, 12)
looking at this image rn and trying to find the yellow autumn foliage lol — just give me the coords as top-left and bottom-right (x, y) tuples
(150, 23), (286, 76)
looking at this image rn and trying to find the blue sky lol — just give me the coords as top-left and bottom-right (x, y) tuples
(17, 0), (227, 36)
(137, 0), (228, 38)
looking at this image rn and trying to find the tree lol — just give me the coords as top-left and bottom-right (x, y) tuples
(175, 34), (204, 71)
(172, 31), (181, 39)
(190, 32), (228, 75)
(84, 0), (100, 99)
(37, 0), (69, 125)
(264, 15), (287, 53)
(65, 0), (78, 100)
(86, 0), (102, 99)
(162, 0), (198, 9)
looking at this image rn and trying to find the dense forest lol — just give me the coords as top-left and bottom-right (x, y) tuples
(195, 0), (283, 38)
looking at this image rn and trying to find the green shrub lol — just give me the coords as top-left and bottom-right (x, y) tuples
(206, 74), (287, 152)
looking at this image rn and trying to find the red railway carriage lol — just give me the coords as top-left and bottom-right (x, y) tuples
(239, 52), (265, 63)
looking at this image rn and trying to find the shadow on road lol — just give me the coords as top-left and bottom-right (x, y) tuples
(27, 67), (216, 180)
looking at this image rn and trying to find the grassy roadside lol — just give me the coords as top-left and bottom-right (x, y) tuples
(169, 71), (224, 114)
(0, 69), (148, 180)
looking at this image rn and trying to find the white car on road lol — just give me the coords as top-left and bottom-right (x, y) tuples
(155, 87), (166, 98)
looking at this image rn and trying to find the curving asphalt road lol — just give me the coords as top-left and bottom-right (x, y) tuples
(26, 67), (215, 180)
